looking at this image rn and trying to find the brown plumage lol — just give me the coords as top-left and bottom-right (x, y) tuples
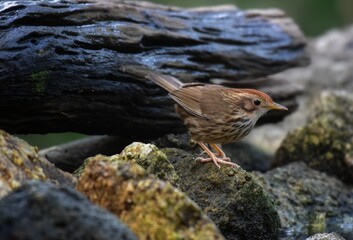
(147, 73), (288, 168)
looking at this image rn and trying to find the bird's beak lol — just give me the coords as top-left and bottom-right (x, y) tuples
(266, 102), (288, 111)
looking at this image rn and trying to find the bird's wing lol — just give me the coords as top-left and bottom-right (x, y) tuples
(199, 86), (236, 119)
(169, 85), (209, 120)
(146, 73), (184, 92)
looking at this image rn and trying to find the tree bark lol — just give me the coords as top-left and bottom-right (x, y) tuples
(0, 0), (308, 137)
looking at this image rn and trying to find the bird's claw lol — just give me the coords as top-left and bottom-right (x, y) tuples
(195, 156), (238, 168)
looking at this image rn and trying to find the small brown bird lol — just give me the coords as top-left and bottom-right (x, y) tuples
(147, 73), (288, 168)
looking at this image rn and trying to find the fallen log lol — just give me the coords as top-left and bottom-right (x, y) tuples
(0, 0), (308, 137)
(39, 135), (133, 172)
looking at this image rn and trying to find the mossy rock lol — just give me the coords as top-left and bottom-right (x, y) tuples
(163, 148), (280, 240)
(119, 142), (180, 187)
(255, 162), (353, 239)
(274, 91), (353, 183)
(76, 155), (224, 240)
(75, 142), (180, 187)
(0, 129), (75, 198)
(76, 142), (280, 239)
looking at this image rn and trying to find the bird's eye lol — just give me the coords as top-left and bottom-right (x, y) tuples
(253, 99), (261, 106)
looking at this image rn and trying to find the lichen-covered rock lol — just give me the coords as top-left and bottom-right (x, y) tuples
(0, 181), (136, 240)
(274, 91), (353, 183)
(75, 142), (180, 187)
(162, 148), (281, 240)
(306, 232), (345, 240)
(0, 129), (75, 198)
(255, 162), (353, 239)
(119, 142), (180, 187)
(76, 155), (224, 240)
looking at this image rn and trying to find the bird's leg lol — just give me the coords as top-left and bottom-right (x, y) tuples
(209, 143), (231, 161)
(199, 144), (227, 159)
(199, 144), (230, 160)
(196, 142), (238, 168)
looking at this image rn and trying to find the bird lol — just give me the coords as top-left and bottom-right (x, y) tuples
(146, 73), (288, 168)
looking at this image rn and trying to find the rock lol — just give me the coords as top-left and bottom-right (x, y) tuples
(306, 232), (345, 240)
(119, 142), (180, 187)
(222, 142), (272, 172)
(255, 162), (353, 239)
(76, 155), (224, 240)
(162, 148), (281, 240)
(0, 129), (75, 198)
(274, 91), (353, 183)
(279, 25), (353, 92)
(0, 181), (137, 240)
(152, 133), (197, 152)
(154, 133), (272, 172)
(74, 142), (180, 187)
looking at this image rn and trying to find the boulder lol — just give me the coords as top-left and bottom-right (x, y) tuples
(274, 91), (353, 183)
(0, 181), (136, 240)
(163, 147), (281, 240)
(0, 129), (75, 198)
(76, 154), (224, 240)
(255, 162), (353, 239)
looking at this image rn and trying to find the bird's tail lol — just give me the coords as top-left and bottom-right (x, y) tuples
(146, 73), (184, 92)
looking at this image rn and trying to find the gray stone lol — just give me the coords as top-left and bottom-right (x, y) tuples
(306, 232), (345, 240)
(0, 181), (137, 240)
(163, 147), (281, 240)
(255, 162), (353, 239)
(279, 25), (353, 92)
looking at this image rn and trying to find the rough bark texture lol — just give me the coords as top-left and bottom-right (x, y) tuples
(0, 0), (308, 136)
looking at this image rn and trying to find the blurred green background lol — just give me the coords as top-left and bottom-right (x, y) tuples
(152, 0), (353, 36)
(20, 0), (353, 149)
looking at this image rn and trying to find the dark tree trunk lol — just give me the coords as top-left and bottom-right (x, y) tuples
(0, 0), (308, 137)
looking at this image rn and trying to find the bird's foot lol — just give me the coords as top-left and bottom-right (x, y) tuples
(195, 156), (238, 168)
(196, 142), (237, 168)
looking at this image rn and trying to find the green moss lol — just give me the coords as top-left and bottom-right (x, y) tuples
(120, 142), (180, 187)
(308, 212), (326, 235)
(309, 135), (320, 146)
(30, 70), (50, 94)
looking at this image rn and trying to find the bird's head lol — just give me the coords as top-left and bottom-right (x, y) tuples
(226, 89), (288, 124)
(240, 89), (287, 119)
